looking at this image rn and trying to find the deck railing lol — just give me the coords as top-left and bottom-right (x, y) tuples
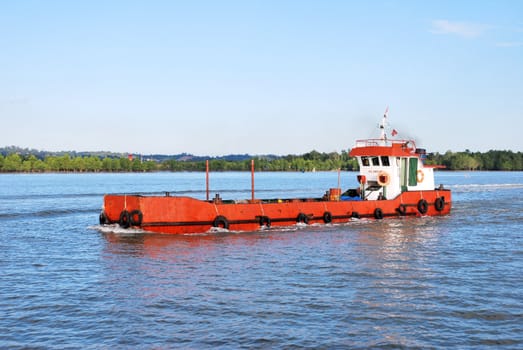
(353, 139), (416, 149)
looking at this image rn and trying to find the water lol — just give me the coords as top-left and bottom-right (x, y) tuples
(1, 171), (522, 349)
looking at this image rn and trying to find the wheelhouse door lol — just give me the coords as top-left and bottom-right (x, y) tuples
(400, 157), (408, 192)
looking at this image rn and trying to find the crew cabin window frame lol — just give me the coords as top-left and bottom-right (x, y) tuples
(361, 156), (391, 167)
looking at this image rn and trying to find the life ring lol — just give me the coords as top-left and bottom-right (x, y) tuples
(377, 171), (390, 186)
(213, 215), (229, 229)
(323, 211), (332, 224)
(417, 199), (428, 214)
(129, 210), (143, 226)
(374, 208), (384, 220)
(417, 170), (424, 183)
(296, 213), (309, 224)
(397, 204), (407, 216)
(434, 197), (445, 211)
(119, 210), (130, 228)
(99, 211), (109, 225)
(259, 216), (271, 228)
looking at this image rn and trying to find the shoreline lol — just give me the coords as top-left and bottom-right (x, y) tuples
(1, 169), (522, 175)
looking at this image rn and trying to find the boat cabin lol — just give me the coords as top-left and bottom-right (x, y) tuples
(349, 139), (437, 200)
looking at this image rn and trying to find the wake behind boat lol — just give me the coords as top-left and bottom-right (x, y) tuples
(99, 112), (451, 234)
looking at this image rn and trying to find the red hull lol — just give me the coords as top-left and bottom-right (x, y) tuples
(101, 190), (451, 234)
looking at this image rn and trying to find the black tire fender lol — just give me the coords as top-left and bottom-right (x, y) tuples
(296, 213), (309, 224)
(213, 215), (229, 229)
(259, 216), (271, 228)
(323, 211), (333, 223)
(397, 204), (407, 216)
(119, 210), (130, 228)
(99, 211), (109, 225)
(418, 199), (429, 214)
(129, 210), (143, 226)
(374, 208), (384, 220)
(434, 197), (445, 212)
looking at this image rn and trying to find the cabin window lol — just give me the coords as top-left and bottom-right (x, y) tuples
(371, 157), (380, 166)
(381, 156), (390, 166)
(361, 157), (370, 166)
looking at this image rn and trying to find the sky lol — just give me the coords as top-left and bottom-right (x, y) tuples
(1, 0), (522, 155)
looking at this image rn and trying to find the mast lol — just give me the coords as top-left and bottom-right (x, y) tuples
(379, 106), (389, 140)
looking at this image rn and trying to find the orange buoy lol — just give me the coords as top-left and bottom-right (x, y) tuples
(377, 171), (390, 186)
(417, 170), (424, 183)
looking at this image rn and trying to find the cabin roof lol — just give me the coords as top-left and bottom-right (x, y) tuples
(349, 139), (417, 157)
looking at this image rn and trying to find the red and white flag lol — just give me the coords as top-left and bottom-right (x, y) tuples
(391, 129), (398, 136)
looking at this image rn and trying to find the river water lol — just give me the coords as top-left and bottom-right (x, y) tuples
(1, 171), (522, 349)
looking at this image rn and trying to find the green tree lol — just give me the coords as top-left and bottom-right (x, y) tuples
(85, 156), (102, 172)
(102, 157), (113, 171)
(2, 154), (22, 171)
(58, 154), (73, 171)
(111, 158), (122, 172)
(21, 155), (40, 172)
(72, 156), (86, 172)
(143, 160), (158, 172)
(119, 158), (132, 171)
(33, 159), (47, 172)
(131, 159), (144, 172)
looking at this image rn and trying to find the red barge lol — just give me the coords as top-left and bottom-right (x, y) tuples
(100, 114), (451, 234)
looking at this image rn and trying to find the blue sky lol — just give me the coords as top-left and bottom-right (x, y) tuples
(1, 0), (522, 155)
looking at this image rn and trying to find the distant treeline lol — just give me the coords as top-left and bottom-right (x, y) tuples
(0, 149), (521, 173)
(426, 150), (523, 171)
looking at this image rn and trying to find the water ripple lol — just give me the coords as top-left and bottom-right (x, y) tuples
(0, 172), (522, 349)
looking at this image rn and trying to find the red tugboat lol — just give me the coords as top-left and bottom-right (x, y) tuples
(100, 113), (451, 234)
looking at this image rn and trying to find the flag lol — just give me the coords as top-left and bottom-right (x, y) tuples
(383, 106), (389, 118)
(391, 129), (398, 136)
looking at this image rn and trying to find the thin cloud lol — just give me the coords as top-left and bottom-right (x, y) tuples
(430, 19), (489, 38)
(495, 42), (523, 47)
(7, 97), (31, 105)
